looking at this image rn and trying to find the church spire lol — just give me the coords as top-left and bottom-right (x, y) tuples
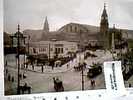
(43, 16), (49, 33)
(17, 24), (20, 32)
(100, 3), (109, 49)
(100, 3), (109, 34)
(102, 3), (108, 18)
(104, 2), (106, 8)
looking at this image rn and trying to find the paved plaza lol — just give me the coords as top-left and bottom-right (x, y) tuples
(4, 50), (113, 95)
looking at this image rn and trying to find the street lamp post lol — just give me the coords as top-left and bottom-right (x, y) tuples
(17, 24), (20, 94)
(11, 24), (26, 94)
(49, 43), (51, 60)
(79, 30), (84, 90)
(112, 24), (115, 60)
(27, 35), (30, 55)
(81, 62), (84, 90)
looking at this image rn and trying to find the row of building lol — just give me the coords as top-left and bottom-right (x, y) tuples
(29, 40), (78, 58)
(23, 4), (108, 58)
(4, 4), (133, 58)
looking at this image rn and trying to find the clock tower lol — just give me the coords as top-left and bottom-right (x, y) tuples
(100, 3), (109, 35)
(100, 3), (109, 49)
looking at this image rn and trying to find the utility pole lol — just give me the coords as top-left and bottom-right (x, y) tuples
(28, 35), (30, 55)
(79, 30), (84, 90)
(17, 24), (20, 94)
(112, 24), (115, 60)
(49, 43), (51, 60)
(120, 30), (122, 60)
(81, 63), (84, 90)
(24, 38), (26, 69)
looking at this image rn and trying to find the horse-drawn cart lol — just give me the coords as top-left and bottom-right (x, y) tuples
(87, 63), (102, 78)
(53, 77), (64, 92)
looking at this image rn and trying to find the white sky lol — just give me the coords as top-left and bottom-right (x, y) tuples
(4, 0), (133, 33)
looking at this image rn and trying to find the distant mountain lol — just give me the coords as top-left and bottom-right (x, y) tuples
(121, 29), (133, 39)
(23, 29), (43, 42)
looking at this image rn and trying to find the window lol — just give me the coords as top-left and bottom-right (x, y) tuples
(61, 48), (63, 53)
(58, 48), (60, 54)
(55, 44), (63, 47)
(43, 48), (46, 52)
(70, 25), (72, 32)
(75, 26), (77, 32)
(33, 48), (36, 53)
(55, 48), (58, 53)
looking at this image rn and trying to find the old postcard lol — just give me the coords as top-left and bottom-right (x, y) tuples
(4, 0), (133, 96)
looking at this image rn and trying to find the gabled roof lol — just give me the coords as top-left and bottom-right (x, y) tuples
(58, 22), (100, 34)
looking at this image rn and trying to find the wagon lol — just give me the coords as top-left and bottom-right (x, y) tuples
(53, 77), (64, 92)
(87, 63), (102, 78)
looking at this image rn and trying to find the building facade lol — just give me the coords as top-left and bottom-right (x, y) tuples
(22, 4), (133, 53)
(29, 40), (78, 58)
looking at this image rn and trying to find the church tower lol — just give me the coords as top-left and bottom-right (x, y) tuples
(100, 3), (109, 49)
(43, 16), (49, 33)
(100, 3), (109, 35)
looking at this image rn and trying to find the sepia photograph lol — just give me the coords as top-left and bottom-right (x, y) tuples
(4, 0), (133, 95)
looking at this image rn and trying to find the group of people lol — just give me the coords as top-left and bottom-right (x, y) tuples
(74, 62), (87, 71)
(19, 82), (31, 94)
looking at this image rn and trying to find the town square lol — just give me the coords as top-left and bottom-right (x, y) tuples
(4, 0), (133, 95)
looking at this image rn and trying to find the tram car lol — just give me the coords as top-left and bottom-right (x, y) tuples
(87, 63), (102, 78)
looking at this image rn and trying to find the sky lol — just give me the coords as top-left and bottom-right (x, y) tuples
(4, 0), (133, 33)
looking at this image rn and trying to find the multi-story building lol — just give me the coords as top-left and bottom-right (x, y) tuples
(29, 40), (78, 59)
(23, 4), (133, 53)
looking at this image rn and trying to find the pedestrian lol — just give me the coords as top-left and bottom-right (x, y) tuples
(11, 76), (14, 82)
(5, 60), (7, 66)
(129, 83), (132, 87)
(32, 64), (34, 70)
(91, 79), (95, 88)
(41, 65), (44, 73)
(19, 74), (22, 80)
(92, 79), (96, 87)
(8, 74), (11, 81)
(52, 65), (54, 70)
(23, 73), (26, 79)
(5, 69), (8, 75)
(56, 63), (57, 67)
(26, 62), (28, 69)
(24, 82), (28, 87)
(67, 64), (69, 69)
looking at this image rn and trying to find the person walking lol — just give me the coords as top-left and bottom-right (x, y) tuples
(5, 69), (8, 75)
(5, 60), (7, 66)
(11, 76), (14, 82)
(91, 79), (96, 89)
(93, 80), (96, 87)
(129, 83), (132, 87)
(52, 65), (54, 70)
(26, 62), (28, 69)
(67, 64), (69, 69)
(8, 74), (11, 81)
(32, 63), (34, 71)
(41, 65), (44, 73)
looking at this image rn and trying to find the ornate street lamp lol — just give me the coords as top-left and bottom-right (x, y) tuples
(11, 24), (26, 94)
